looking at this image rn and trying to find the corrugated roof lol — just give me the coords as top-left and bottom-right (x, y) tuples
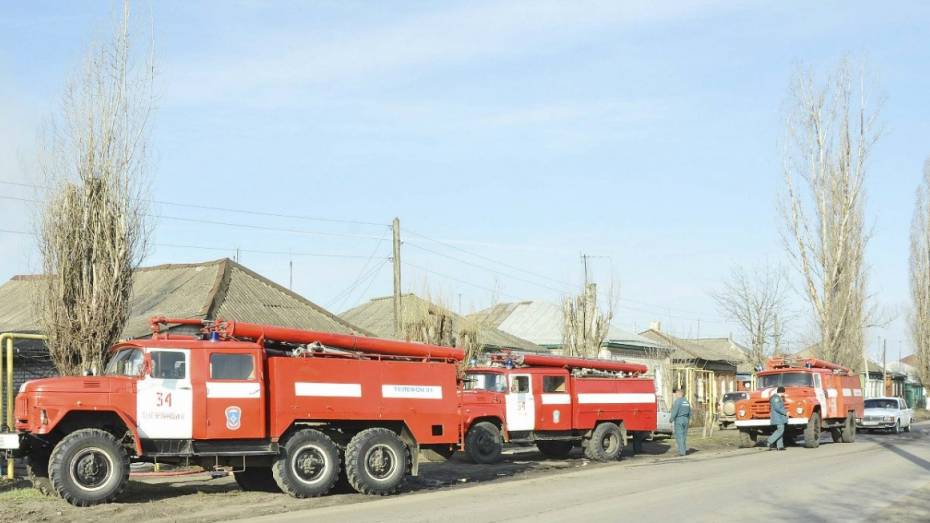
(468, 300), (664, 350)
(0, 258), (365, 339)
(688, 337), (751, 370)
(341, 294), (544, 353)
(640, 329), (742, 364)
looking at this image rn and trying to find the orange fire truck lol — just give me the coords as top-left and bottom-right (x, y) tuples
(734, 357), (864, 448)
(460, 353), (656, 463)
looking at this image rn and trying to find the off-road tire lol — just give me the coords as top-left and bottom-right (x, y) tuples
(48, 428), (129, 506)
(272, 429), (340, 498)
(345, 428), (409, 495)
(738, 429), (757, 448)
(234, 467), (280, 492)
(26, 452), (53, 496)
(465, 422), (503, 464)
(840, 413), (856, 443)
(536, 440), (573, 459)
(584, 422), (623, 462)
(803, 412), (821, 448)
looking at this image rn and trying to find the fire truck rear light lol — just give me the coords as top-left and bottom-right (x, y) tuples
(40, 409), (48, 426)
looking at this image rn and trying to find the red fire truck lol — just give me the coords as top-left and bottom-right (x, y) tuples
(734, 357), (864, 448)
(460, 353), (657, 463)
(3, 317), (468, 506)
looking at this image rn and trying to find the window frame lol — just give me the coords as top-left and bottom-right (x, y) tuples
(208, 352), (257, 381)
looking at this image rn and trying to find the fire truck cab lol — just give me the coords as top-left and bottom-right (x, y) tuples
(4, 318), (464, 506)
(460, 353), (657, 463)
(734, 357), (864, 448)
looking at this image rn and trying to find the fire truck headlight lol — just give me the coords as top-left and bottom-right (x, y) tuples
(795, 406), (804, 415)
(738, 409), (745, 417)
(40, 409), (48, 426)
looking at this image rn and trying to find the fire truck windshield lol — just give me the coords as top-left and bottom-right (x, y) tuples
(104, 348), (144, 376)
(757, 372), (814, 389)
(464, 372), (506, 392)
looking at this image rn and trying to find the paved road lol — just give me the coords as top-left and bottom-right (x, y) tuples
(240, 423), (930, 523)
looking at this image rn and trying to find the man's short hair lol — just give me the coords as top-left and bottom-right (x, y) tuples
(776, 386), (786, 393)
(673, 387), (683, 393)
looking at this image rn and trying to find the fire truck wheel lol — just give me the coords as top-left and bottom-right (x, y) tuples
(465, 422), (503, 464)
(536, 440), (573, 459)
(803, 412), (821, 448)
(830, 428), (842, 443)
(738, 430), (757, 448)
(234, 467), (280, 492)
(48, 428), (130, 506)
(584, 422), (623, 462)
(273, 429), (340, 498)
(26, 452), (54, 497)
(345, 428), (409, 495)
(841, 413), (856, 443)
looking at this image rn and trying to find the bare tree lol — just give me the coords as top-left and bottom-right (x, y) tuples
(780, 58), (879, 371)
(37, 3), (153, 375)
(712, 264), (789, 369)
(561, 283), (612, 358)
(909, 159), (930, 387)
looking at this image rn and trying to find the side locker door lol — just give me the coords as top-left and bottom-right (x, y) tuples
(204, 350), (264, 439)
(137, 348), (193, 439)
(506, 374), (535, 432)
(537, 373), (570, 431)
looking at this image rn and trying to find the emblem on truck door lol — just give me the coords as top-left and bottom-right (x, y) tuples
(225, 406), (242, 430)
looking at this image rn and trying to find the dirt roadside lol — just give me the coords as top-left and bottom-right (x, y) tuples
(0, 429), (750, 522)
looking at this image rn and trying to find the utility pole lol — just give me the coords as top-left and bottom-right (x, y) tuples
(882, 338), (887, 396)
(392, 217), (402, 338)
(289, 259), (293, 290)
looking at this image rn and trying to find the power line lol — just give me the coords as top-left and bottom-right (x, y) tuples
(154, 215), (387, 241)
(0, 180), (389, 228)
(156, 242), (388, 259)
(404, 241), (571, 295)
(403, 261), (514, 298)
(403, 227), (575, 289)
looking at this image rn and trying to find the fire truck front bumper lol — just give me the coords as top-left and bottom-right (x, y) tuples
(0, 432), (20, 451)
(735, 417), (809, 427)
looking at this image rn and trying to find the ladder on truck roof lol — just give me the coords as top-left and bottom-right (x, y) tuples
(766, 356), (851, 375)
(488, 352), (647, 375)
(149, 316), (466, 362)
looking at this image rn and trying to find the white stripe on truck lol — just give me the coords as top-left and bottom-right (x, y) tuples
(206, 382), (261, 399)
(576, 393), (656, 404)
(295, 382), (362, 397)
(541, 394), (571, 405)
(381, 384), (443, 399)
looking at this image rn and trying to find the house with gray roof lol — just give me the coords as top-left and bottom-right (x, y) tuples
(468, 300), (672, 392)
(341, 294), (544, 354)
(0, 258), (367, 390)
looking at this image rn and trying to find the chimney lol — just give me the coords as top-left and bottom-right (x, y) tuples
(649, 321), (662, 332)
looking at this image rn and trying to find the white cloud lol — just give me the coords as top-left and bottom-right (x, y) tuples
(163, 0), (734, 106)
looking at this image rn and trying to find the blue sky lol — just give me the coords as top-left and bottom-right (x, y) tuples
(1, 1), (929, 360)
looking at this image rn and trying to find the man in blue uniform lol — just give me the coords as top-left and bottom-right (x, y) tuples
(766, 386), (788, 451)
(669, 387), (691, 456)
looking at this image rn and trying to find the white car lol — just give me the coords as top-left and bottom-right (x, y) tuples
(857, 397), (913, 433)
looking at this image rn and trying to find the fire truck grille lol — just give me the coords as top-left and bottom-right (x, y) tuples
(750, 401), (770, 417)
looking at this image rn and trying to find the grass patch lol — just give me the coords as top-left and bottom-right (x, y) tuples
(913, 409), (930, 422)
(0, 486), (46, 502)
